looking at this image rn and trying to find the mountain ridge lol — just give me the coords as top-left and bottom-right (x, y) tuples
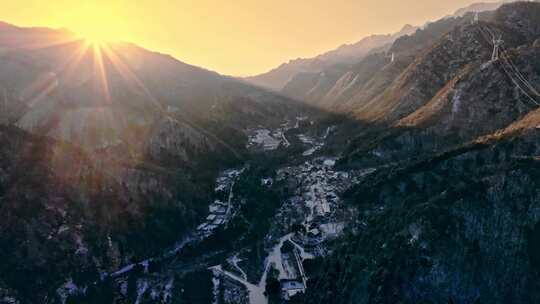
(242, 1), (514, 92)
(242, 24), (418, 91)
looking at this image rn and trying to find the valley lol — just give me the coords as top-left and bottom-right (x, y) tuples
(49, 112), (378, 304)
(106, 117), (365, 303)
(2, 1), (540, 304)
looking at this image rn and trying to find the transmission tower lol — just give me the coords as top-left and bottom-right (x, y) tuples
(473, 12), (479, 24)
(491, 35), (503, 61)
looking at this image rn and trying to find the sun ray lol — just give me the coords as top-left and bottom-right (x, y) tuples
(53, 40), (91, 82)
(98, 44), (166, 157)
(101, 44), (165, 113)
(92, 43), (111, 105)
(89, 42), (128, 149)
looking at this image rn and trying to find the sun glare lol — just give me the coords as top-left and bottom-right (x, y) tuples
(63, 2), (128, 46)
(76, 25), (117, 46)
(81, 33), (108, 46)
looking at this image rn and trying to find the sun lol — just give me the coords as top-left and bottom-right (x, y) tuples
(75, 26), (116, 46)
(73, 21), (116, 45)
(64, 3), (128, 45)
(80, 31), (108, 45)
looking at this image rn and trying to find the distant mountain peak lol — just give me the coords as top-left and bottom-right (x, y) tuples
(452, 0), (516, 17)
(400, 24), (416, 31)
(244, 25), (418, 91)
(0, 20), (14, 28)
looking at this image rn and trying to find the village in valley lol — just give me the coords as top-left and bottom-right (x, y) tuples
(207, 118), (374, 303)
(196, 168), (244, 237)
(70, 117), (375, 304)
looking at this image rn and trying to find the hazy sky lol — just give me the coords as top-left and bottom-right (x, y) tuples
(1, 0), (494, 76)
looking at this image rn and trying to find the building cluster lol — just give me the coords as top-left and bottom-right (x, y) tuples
(278, 158), (351, 223)
(245, 117), (315, 151)
(197, 168), (243, 236)
(279, 241), (308, 299)
(247, 128), (283, 151)
(272, 157), (358, 299)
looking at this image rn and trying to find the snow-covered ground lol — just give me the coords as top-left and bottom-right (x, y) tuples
(210, 232), (313, 304)
(211, 275), (220, 304)
(229, 255), (248, 281)
(134, 280), (149, 304)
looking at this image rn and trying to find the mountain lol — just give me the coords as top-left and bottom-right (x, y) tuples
(452, 0), (511, 17)
(335, 0), (540, 159)
(243, 24), (418, 91)
(306, 108), (540, 304)
(0, 22), (302, 150)
(243, 1), (512, 94)
(278, 1), (523, 109)
(318, 24), (418, 65)
(0, 21), (75, 50)
(2, 2), (540, 304)
(280, 15), (471, 108)
(294, 2), (540, 303)
(0, 21), (315, 303)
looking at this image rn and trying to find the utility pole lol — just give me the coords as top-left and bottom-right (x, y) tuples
(492, 36), (503, 61)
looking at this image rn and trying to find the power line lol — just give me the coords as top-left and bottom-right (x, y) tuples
(476, 24), (540, 106)
(500, 56), (540, 106)
(500, 44), (540, 96)
(497, 43), (540, 106)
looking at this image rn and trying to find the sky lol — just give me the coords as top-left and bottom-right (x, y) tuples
(0, 0), (494, 76)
